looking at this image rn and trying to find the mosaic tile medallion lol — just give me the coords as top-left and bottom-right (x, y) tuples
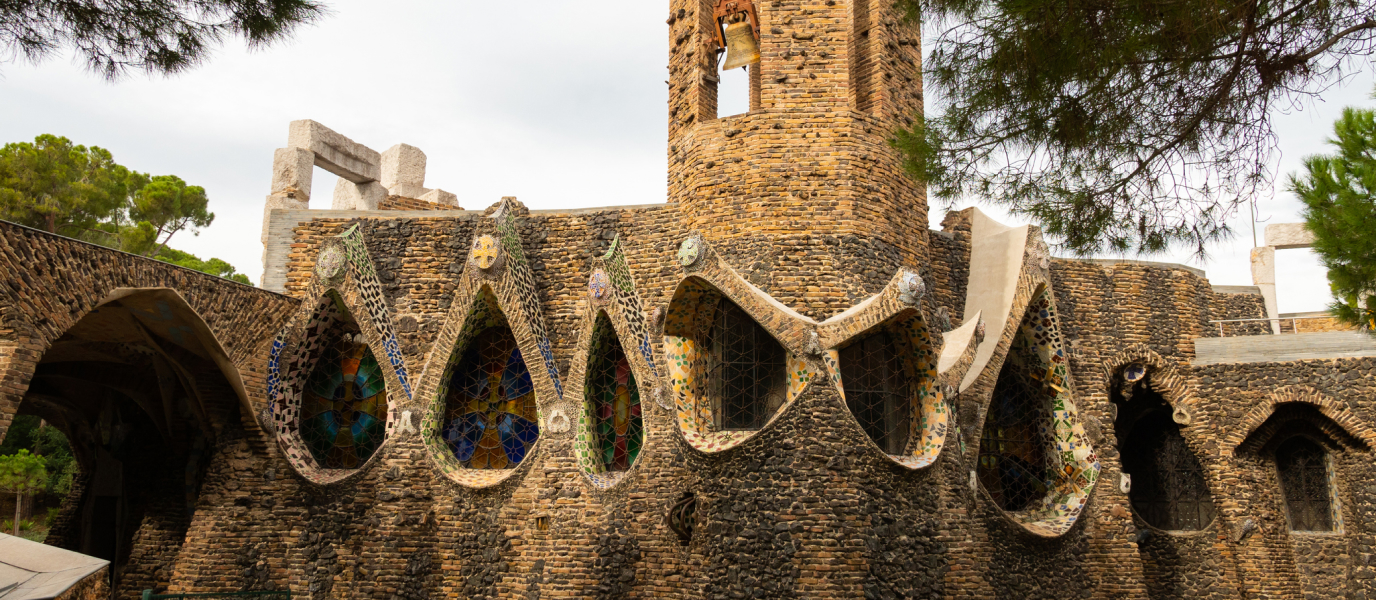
(589, 270), (612, 304)
(678, 236), (703, 268)
(469, 234), (505, 276)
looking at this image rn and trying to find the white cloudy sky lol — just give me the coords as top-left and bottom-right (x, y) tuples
(0, 0), (1359, 314)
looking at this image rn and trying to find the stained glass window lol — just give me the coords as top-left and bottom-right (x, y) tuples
(442, 327), (540, 469)
(1277, 437), (1334, 532)
(1122, 411), (1215, 530)
(586, 317), (644, 471)
(706, 299), (786, 431)
(978, 293), (1062, 512)
(300, 319), (389, 470)
(840, 330), (911, 454)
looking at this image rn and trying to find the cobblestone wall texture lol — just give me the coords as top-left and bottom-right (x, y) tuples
(0, 2), (1372, 598)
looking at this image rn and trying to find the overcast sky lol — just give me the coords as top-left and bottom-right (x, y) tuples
(0, 0), (1360, 314)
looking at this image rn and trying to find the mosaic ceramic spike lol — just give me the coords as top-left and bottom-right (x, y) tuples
(599, 236), (658, 378)
(340, 226), (413, 399)
(491, 202), (564, 399)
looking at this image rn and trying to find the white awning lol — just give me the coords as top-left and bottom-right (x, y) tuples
(0, 533), (108, 600)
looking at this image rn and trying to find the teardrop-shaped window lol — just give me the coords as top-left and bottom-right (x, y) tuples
(706, 298), (787, 431)
(299, 296), (389, 469)
(839, 328), (913, 454)
(441, 326), (540, 469)
(586, 314), (645, 471)
(978, 289), (1060, 512)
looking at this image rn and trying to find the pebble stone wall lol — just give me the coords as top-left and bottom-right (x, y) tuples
(2, 0), (1375, 596)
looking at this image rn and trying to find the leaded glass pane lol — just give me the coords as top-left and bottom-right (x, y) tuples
(1277, 437), (1334, 532)
(978, 296), (1057, 512)
(1123, 411), (1215, 531)
(300, 321), (388, 470)
(442, 327), (540, 469)
(707, 299), (786, 431)
(840, 330), (911, 454)
(586, 319), (644, 471)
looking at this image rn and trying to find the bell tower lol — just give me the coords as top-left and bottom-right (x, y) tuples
(666, 0), (927, 316)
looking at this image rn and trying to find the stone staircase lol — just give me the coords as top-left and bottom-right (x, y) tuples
(1193, 331), (1376, 366)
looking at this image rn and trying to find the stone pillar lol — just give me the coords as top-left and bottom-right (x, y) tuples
(1251, 246), (1280, 334)
(332, 179), (388, 211)
(382, 144), (429, 199)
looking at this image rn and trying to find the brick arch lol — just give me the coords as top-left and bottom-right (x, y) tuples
(1101, 344), (1193, 409)
(1226, 386), (1376, 456)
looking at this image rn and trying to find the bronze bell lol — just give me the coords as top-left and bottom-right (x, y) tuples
(722, 20), (761, 70)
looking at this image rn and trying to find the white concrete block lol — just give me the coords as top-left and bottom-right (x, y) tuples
(288, 119), (381, 183)
(388, 184), (430, 199)
(333, 179), (387, 211)
(271, 147), (315, 200)
(421, 189), (460, 207)
(1265, 223), (1316, 249)
(382, 144), (427, 191)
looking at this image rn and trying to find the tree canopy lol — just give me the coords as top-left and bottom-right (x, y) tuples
(0, 134), (253, 284)
(895, 0), (1376, 256)
(0, 134), (143, 237)
(1, 0), (327, 79)
(1289, 105), (1376, 332)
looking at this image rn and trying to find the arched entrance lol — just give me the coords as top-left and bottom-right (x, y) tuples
(3, 289), (252, 597)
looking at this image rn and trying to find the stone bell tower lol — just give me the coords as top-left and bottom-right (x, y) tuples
(666, 0), (927, 317)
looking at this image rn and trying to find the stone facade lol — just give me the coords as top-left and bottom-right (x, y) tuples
(0, 1), (1372, 599)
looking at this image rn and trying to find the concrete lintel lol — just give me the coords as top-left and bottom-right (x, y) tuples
(1265, 223), (1316, 250)
(288, 119), (381, 183)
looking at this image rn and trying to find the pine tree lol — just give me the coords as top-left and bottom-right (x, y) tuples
(1289, 106), (1376, 332)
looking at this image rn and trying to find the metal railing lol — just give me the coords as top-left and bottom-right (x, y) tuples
(1209, 315), (1334, 337)
(142, 591), (289, 600)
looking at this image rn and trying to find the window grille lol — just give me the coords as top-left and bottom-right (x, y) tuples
(1123, 411), (1215, 530)
(300, 319), (388, 470)
(1276, 437), (1334, 532)
(978, 353), (1051, 511)
(586, 320), (644, 471)
(839, 330), (911, 454)
(706, 298), (786, 431)
(442, 327), (540, 470)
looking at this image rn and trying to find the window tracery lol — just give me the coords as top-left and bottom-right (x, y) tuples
(298, 300), (388, 470)
(1276, 437), (1335, 532)
(585, 316), (645, 471)
(442, 327), (540, 470)
(705, 298), (787, 431)
(839, 329), (912, 454)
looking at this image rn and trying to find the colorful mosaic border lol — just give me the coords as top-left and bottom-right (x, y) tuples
(268, 279), (405, 486)
(986, 285), (1101, 537)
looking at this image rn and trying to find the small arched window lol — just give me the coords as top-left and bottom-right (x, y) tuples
(1276, 437), (1335, 532)
(706, 298), (787, 431)
(839, 330), (911, 454)
(442, 327), (540, 470)
(586, 316), (645, 471)
(299, 301), (388, 470)
(1121, 410), (1215, 531)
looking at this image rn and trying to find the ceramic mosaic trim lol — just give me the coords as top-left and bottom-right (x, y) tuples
(493, 200), (564, 399)
(340, 226), (412, 399)
(665, 277), (810, 454)
(270, 290), (402, 485)
(571, 239), (661, 488)
(989, 287), (1100, 537)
